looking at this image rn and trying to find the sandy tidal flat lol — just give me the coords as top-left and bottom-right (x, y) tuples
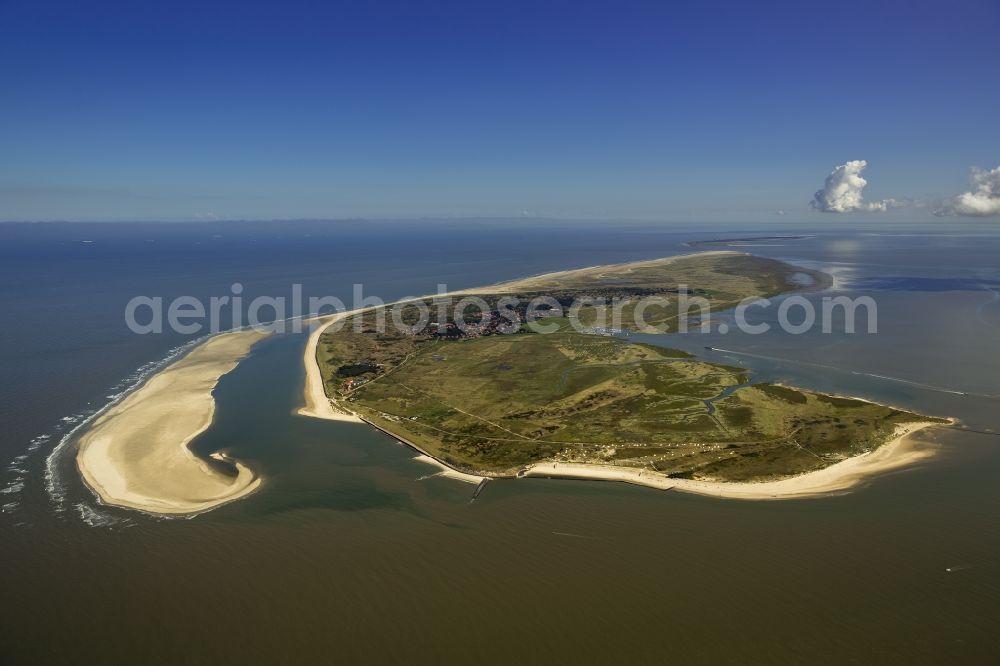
(76, 329), (270, 515)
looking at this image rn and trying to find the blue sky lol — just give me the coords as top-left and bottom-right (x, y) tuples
(1, 0), (998, 222)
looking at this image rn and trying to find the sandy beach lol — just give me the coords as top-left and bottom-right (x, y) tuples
(521, 421), (943, 499)
(412, 455), (486, 484)
(296, 313), (363, 422)
(76, 329), (270, 515)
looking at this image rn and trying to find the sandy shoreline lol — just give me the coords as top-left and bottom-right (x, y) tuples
(297, 313), (364, 422)
(76, 329), (270, 515)
(412, 455), (485, 484)
(521, 421), (944, 499)
(351, 413), (486, 484)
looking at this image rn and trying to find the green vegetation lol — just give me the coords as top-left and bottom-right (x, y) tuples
(317, 252), (937, 481)
(494, 253), (831, 333)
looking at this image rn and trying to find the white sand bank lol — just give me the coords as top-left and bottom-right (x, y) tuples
(76, 329), (270, 515)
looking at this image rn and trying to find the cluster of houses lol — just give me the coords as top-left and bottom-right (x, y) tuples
(428, 310), (521, 339)
(341, 376), (372, 392)
(582, 326), (629, 337)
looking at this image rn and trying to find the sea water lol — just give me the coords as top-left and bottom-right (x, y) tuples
(1, 220), (998, 663)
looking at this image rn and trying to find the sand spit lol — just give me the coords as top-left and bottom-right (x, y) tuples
(477, 250), (742, 294)
(521, 421), (944, 500)
(76, 329), (270, 515)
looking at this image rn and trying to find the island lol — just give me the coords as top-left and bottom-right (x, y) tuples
(685, 235), (812, 247)
(306, 251), (948, 498)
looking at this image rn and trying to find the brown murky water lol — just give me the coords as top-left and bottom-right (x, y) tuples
(2, 224), (999, 664)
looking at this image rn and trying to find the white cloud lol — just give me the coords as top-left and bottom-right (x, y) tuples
(937, 166), (1000, 217)
(810, 160), (896, 213)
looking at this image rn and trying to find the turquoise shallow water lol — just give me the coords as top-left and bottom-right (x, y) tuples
(2, 222), (999, 664)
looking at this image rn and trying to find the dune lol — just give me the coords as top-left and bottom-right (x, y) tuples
(521, 421), (943, 499)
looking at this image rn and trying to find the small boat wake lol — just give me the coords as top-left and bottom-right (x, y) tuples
(706, 347), (999, 400)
